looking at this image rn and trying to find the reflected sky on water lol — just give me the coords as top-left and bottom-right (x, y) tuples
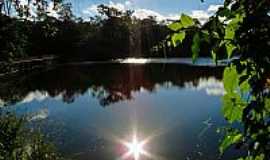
(0, 61), (242, 160)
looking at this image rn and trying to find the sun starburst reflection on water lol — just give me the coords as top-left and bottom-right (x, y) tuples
(119, 134), (151, 160)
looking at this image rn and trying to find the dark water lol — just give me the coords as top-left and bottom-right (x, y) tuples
(0, 61), (241, 160)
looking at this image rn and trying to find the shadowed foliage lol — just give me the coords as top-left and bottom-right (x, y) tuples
(169, 0), (270, 159)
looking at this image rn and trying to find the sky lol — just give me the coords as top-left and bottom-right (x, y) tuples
(67, 0), (224, 23)
(12, 0), (224, 23)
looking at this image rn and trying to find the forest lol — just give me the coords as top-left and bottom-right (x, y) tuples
(0, 0), (225, 64)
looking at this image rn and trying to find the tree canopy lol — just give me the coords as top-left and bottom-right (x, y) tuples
(169, 0), (270, 159)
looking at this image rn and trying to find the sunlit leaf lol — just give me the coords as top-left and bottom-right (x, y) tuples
(223, 66), (239, 93)
(168, 22), (183, 31)
(219, 130), (242, 154)
(167, 41), (171, 47)
(224, 14), (245, 40)
(222, 66), (249, 123)
(211, 50), (217, 63)
(238, 154), (265, 160)
(168, 14), (194, 31)
(201, 30), (209, 35)
(240, 79), (250, 93)
(219, 40), (226, 47)
(181, 14), (195, 28)
(222, 93), (245, 123)
(191, 33), (200, 63)
(225, 26), (235, 40)
(226, 42), (236, 58)
(171, 32), (186, 47)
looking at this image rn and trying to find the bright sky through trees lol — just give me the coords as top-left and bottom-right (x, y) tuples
(68, 0), (223, 22)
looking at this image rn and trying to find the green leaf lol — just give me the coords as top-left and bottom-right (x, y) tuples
(202, 30), (210, 42)
(256, 154), (265, 160)
(222, 93), (245, 123)
(217, 7), (231, 17)
(180, 14), (195, 28)
(265, 98), (270, 112)
(223, 66), (239, 93)
(225, 25), (235, 40)
(240, 79), (250, 93)
(231, 13), (245, 25)
(224, 14), (245, 40)
(219, 40), (226, 47)
(212, 32), (220, 39)
(202, 30), (209, 36)
(171, 32), (186, 47)
(226, 42), (237, 58)
(219, 130), (242, 154)
(167, 41), (171, 47)
(168, 22), (183, 31)
(168, 14), (194, 31)
(222, 66), (250, 123)
(238, 154), (265, 160)
(211, 50), (217, 63)
(191, 33), (200, 63)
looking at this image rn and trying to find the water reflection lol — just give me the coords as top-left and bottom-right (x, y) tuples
(119, 134), (150, 160)
(0, 63), (236, 160)
(185, 78), (225, 96)
(0, 63), (224, 107)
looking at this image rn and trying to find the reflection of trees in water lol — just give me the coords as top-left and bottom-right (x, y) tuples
(0, 64), (224, 107)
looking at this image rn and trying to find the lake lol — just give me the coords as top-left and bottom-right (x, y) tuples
(0, 59), (242, 160)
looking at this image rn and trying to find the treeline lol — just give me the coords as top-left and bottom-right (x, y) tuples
(0, 2), (220, 62)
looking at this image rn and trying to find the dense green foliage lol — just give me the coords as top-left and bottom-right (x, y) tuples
(0, 112), (63, 160)
(169, 0), (270, 159)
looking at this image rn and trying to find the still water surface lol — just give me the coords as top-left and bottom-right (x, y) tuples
(0, 59), (241, 160)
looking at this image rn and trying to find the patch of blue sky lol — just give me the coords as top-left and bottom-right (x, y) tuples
(68, 0), (223, 15)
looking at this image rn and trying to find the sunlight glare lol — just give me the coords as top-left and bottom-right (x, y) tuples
(121, 135), (148, 160)
(119, 58), (150, 64)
